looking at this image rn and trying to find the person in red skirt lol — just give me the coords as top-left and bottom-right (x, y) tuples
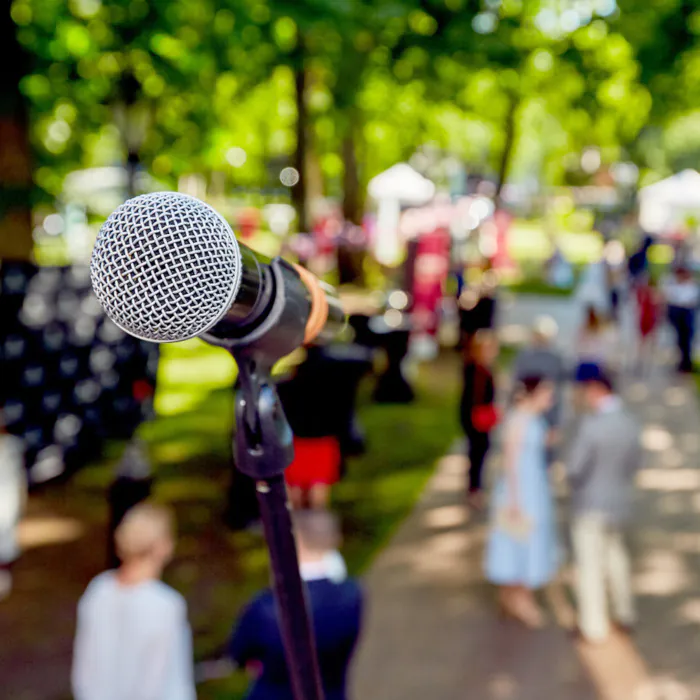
(277, 346), (368, 510)
(636, 274), (661, 375)
(284, 435), (341, 510)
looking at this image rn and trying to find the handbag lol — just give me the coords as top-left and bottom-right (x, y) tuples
(471, 404), (500, 433)
(470, 365), (500, 432)
(496, 507), (532, 540)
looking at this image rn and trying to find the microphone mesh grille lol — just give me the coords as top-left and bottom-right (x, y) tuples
(90, 192), (241, 343)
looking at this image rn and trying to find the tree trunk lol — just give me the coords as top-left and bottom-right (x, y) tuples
(118, 73), (143, 200)
(306, 145), (324, 215)
(494, 95), (519, 207)
(125, 150), (139, 199)
(292, 44), (308, 233)
(0, 14), (33, 261)
(342, 117), (362, 225)
(337, 110), (366, 285)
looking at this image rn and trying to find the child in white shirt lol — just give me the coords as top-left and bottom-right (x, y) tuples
(72, 503), (196, 700)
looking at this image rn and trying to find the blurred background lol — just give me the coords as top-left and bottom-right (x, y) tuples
(3, 1), (700, 699)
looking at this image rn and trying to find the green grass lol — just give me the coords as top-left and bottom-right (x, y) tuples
(508, 220), (602, 265)
(68, 343), (460, 698)
(499, 219), (601, 298)
(107, 343), (460, 699)
(501, 277), (574, 297)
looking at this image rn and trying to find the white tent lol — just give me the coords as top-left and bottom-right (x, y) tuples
(368, 164), (435, 266)
(639, 169), (700, 235)
(63, 167), (163, 217)
(368, 163), (435, 205)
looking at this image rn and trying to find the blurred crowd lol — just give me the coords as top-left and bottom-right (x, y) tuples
(457, 231), (698, 641)
(2, 226), (700, 699)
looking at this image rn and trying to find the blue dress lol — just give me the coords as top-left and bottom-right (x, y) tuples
(485, 412), (558, 588)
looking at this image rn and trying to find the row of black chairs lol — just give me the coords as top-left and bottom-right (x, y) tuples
(1, 262), (158, 484)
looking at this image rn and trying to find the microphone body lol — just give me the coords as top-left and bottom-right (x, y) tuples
(90, 192), (344, 360)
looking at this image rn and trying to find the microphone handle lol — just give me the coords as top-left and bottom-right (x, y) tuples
(213, 244), (270, 330)
(203, 254), (345, 357)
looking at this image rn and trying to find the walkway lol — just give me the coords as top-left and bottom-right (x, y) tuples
(352, 447), (597, 700)
(5, 293), (700, 700)
(353, 295), (700, 700)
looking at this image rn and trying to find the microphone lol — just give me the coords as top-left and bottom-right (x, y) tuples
(90, 192), (345, 358)
(92, 192), (333, 699)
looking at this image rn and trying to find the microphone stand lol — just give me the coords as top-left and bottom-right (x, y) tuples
(230, 354), (325, 700)
(205, 257), (328, 700)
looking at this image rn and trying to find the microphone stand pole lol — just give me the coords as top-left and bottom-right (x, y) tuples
(232, 352), (325, 700)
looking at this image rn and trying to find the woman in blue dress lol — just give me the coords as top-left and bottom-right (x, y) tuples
(485, 376), (559, 628)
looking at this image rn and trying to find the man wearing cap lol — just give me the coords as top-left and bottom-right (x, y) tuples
(664, 266), (699, 373)
(567, 369), (642, 643)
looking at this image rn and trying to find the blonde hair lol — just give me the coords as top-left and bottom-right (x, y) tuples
(115, 502), (175, 561)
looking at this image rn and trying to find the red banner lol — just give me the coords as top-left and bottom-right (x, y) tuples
(411, 228), (451, 336)
(491, 209), (515, 270)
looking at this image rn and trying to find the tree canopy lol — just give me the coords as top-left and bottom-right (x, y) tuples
(3, 0), (700, 256)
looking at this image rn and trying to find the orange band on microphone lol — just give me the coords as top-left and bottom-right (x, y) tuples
(292, 263), (329, 344)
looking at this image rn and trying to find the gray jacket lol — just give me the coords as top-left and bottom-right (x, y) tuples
(567, 401), (642, 523)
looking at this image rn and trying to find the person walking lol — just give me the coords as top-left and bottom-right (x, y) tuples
(577, 257), (611, 318)
(635, 274), (662, 376)
(72, 503), (196, 700)
(567, 369), (641, 643)
(276, 344), (372, 510)
(458, 261), (498, 353)
(627, 234), (654, 290)
(574, 306), (615, 382)
(604, 241), (627, 325)
(485, 377), (559, 628)
(229, 510), (363, 700)
(664, 266), (699, 374)
(459, 330), (500, 510)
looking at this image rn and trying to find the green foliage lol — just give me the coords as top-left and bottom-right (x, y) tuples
(501, 276), (575, 297)
(8, 0), (700, 209)
(14, 0), (223, 193)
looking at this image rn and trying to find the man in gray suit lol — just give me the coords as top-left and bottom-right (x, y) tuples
(567, 368), (642, 643)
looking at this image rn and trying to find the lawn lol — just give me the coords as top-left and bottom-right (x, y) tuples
(500, 275), (576, 297)
(499, 220), (601, 298)
(90, 341), (461, 699)
(507, 220), (602, 265)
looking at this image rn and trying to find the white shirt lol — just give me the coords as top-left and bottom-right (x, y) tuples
(72, 572), (196, 700)
(300, 550), (348, 583)
(598, 395), (623, 414)
(665, 279), (700, 308)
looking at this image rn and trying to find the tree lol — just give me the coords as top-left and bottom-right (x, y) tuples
(612, 0), (700, 180)
(0, 6), (33, 261)
(15, 0), (226, 204)
(213, 0), (354, 231)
